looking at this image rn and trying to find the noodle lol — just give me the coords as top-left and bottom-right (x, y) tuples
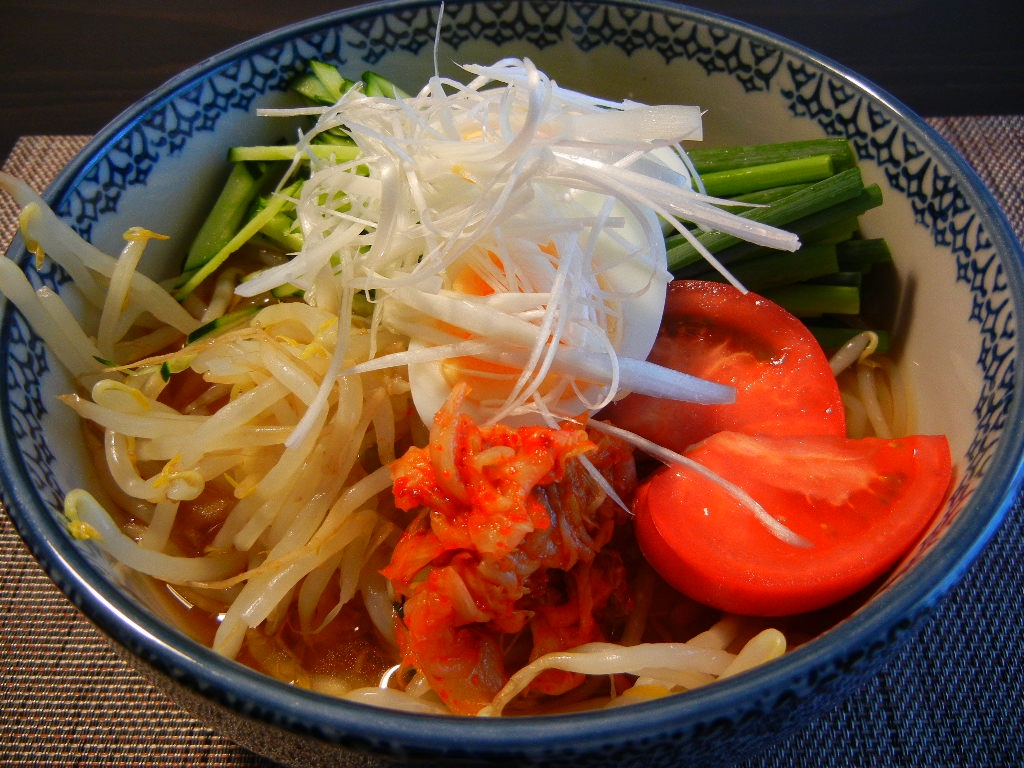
(830, 331), (909, 439)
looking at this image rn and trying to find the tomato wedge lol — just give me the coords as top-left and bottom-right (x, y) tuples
(633, 431), (953, 616)
(602, 280), (846, 453)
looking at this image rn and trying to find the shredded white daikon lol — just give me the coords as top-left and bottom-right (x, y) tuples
(239, 58), (798, 432)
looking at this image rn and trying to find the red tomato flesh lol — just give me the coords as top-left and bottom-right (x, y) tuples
(633, 431), (953, 616)
(602, 280), (846, 453)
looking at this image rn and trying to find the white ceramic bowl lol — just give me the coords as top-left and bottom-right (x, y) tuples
(2, 2), (1022, 766)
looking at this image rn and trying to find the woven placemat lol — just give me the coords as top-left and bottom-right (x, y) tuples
(2, 118), (1023, 767)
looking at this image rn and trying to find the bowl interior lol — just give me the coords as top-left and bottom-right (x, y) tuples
(2, 0), (1022, 762)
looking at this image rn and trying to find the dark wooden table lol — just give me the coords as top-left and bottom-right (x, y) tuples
(2, 0), (1023, 161)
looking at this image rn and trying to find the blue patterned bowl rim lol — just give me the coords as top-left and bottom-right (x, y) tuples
(3, 0), (1023, 758)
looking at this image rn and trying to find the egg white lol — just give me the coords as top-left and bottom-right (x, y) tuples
(406, 195), (669, 428)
